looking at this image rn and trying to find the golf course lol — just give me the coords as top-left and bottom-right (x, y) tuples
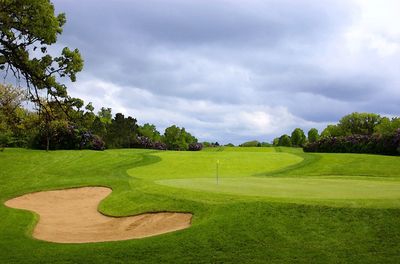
(1, 147), (400, 263)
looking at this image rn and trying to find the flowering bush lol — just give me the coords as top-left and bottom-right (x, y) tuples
(135, 136), (167, 150)
(153, 141), (167, 150)
(188, 143), (203, 151)
(90, 135), (105, 151)
(303, 129), (400, 156)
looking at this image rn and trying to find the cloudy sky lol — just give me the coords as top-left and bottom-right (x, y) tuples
(52, 0), (400, 144)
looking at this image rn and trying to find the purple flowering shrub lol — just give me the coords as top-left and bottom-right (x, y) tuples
(304, 129), (400, 155)
(135, 136), (167, 150)
(90, 135), (106, 151)
(188, 143), (203, 151)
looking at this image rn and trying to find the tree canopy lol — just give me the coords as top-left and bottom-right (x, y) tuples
(338, 112), (381, 135)
(291, 128), (306, 147)
(307, 128), (319, 143)
(278, 134), (292, 147)
(0, 0), (83, 107)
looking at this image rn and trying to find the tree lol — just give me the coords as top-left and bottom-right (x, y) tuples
(98, 107), (112, 125)
(163, 125), (182, 150)
(138, 123), (161, 142)
(239, 140), (260, 147)
(106, 113), (138, 148)
(0, 84), (26, 130)
(291, 128), (306, 146)
(0, 0), (83, 107)
(0, 84), (29, 147)
(0, 84), (26, 114)
(163, 125), (198, 150)
(374, 117), (400, 136)
(338, 112), (381, 135)
(278, 134), (292, 147)
(90, 116), (105, 137)
(321, 124), (343, 138)
(307, 128), (319, 143)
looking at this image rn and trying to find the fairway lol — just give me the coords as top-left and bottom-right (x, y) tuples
(1, 147), (400, 263)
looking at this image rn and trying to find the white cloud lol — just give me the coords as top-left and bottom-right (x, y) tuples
(68, 77), (326, 144)
(345, 0), (400, 57)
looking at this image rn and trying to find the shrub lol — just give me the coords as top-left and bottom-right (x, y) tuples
(135, 136), (167, 150)
(153, 141), (167, 150)
(239, 140), (260, 147)
(188, 143), (203, 151)
(90, 135), (105, 151)
(303, 129), (400, 156)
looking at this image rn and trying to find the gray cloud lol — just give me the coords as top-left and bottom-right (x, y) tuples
(50, 0), (400, 144)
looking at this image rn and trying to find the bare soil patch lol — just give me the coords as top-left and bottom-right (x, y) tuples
(5, 187), (192, 243)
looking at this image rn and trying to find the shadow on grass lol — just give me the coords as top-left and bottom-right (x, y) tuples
(254, 152), (322, 177)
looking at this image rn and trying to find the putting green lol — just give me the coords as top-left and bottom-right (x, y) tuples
(157, 177), (400, 208)
(128, 150), (303, 180)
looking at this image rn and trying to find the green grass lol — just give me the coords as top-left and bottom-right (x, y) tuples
(203, 146), (277, 152)
(157, 177), (400, 208)
(1, 147), (400, 263)
(128, 150), (303, 180)
(270, 152), (400, 178)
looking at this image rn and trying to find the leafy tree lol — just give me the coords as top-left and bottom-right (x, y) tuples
(272, 137), (280, 146)
(163, 125), (198, 150)
(91, 116), (107, 138)
(138, 123), (161, 142)
(98, 107), (112, 125)
(0, 83), (26, 115)
(0, 84), (25, 128)
(182, 128), (197, 145)
(291, 128), (306, 146)
(239, 140), (261, 147)
(374, 117), (400, 136)
(0, 0), (83, 106)
(163, 125), (182, 150)
(321, 125), (343, 138)
(278, 134), (292, 147)
(338, 112), (381, 135)
(85, 102), (94, 113)
(307, 128), (319, 143)
(0, 84), (32, 147)
(106, 113), (138, 148)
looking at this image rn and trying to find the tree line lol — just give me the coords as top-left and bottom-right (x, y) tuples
(0, 84), (201, 151)
(273, 112), (400, 155)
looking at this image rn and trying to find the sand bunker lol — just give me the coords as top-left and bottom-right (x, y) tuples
(5, 187), (192, 243)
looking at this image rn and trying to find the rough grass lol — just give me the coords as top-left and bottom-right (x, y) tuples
(1, 148), (400, 263)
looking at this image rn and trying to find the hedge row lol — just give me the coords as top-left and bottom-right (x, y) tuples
(303, 130), (400, 156)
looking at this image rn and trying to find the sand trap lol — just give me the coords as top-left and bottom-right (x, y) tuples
(4, 187), (192, 243)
